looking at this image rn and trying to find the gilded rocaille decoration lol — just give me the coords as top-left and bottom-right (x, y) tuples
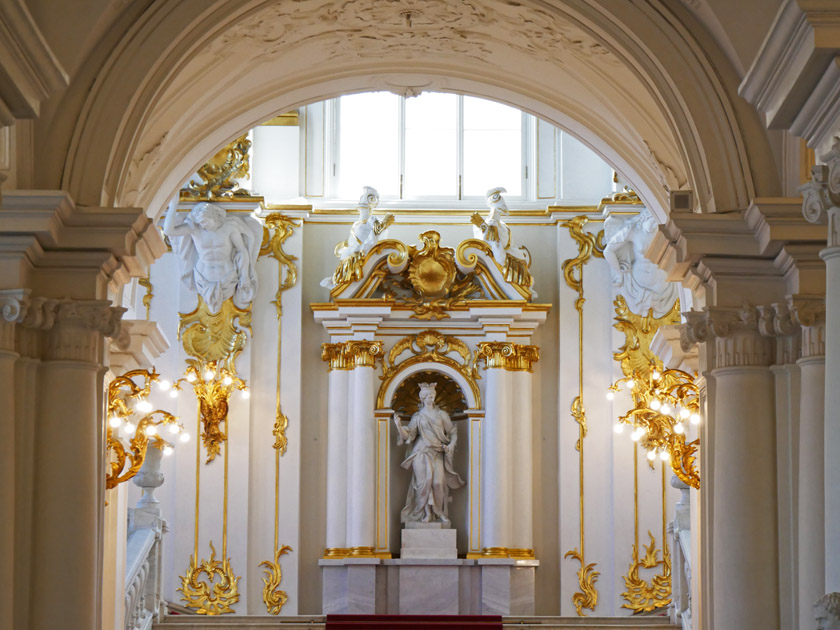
(613, 295), (681, 384)
(259, 545), (292, 615)
(455, 239), (532, 300)
(392, 371), (468, 419)
(622, 531), (671, 613)
(180, 134), (260, 201)
(476, 341), (539, 372)
(561, 215), (605, 617)
(105, 369), (185, 491)
(138, 276), (153, 320)
(178, 541), (240, 615)
(178, 296), (252, 373)
(378, 330), (481, 409)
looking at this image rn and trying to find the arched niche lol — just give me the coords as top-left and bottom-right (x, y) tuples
(382, 369), (473, 556)
(378, 359), (480, 412)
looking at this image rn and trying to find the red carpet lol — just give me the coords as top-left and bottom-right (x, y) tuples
(326, 615), (503, 630)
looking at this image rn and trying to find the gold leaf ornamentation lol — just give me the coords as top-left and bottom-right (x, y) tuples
(559, 216), (605, 311)
(260, 545), (293, 615)
(179, 541), (240, 615)
(570, 395), (586, 452)
(564, 548), (600, 616)
(139, 276), (153, 320)
(180, 135), (260, 201)
(621, 532), (672, 613)
(179, 296), (252, 373)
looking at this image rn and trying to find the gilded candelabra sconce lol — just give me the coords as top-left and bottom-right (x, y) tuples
(608, 361), (701, 489)
(105, 369), (187, 491)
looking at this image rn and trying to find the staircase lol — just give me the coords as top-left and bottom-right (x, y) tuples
(154, 615), (680, 630)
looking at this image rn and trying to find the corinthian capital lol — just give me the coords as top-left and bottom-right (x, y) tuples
(0, 289), (30, 323)
(678, 305), (773, 368)
(801, 138), (840, 247)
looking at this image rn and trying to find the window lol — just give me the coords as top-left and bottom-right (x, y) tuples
(331, 92), (527, 202)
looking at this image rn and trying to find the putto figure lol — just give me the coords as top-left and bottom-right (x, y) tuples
(471, 186), (533, 289)
(322, 186), (394, 288)
(163, 200), (262, 313)
(393, 382), (464, 524)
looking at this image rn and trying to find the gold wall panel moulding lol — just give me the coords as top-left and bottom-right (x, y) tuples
(180, 134), (263, 202)
(476, 341), (539, 372)
(378, 329), (481, 409)
(260, 111), (300, 126)
(179, 541), (240, 615)
(138, 276), (153, 320)
(260, 545), (292, 615)
(561, 215), (605, 617)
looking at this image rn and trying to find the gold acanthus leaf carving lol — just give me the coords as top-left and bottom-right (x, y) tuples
(139, 276), (153, 320)
(179, 296), (252, 373)
(570, 395), (586, 452)
(613, 295), (681, 383)
(180, 134), (258, 201)
(621, 532), (672, 613)
(476, 341), (539, 372)
(559, 216), (605, 311)
(179, 541), (240, 615)
(564, 548), (600, 616)
(260, 213), (300, 315)
(260, 545), (293, 615)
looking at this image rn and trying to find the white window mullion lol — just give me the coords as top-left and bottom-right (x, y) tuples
(457, 95), (464, 200)
(328, 98), (339, 198)
(399, 96), (406, 200)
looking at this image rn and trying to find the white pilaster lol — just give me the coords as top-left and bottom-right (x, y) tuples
(511, 369), (533, 551)
(479, 363), (513, 550)
(325, 363), (350, 551)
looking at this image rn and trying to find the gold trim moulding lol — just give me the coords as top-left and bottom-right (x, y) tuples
(323, 547), (391, 559)
(260, 111), (300, 126)
(310, 300), (552, 312)
(466, 548), (536, 559)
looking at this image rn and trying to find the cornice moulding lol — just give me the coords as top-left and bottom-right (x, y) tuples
(790, 56), (840, 147)
(109, 319), (171, 373)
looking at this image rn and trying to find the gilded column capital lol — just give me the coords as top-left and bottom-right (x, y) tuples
(321, 342), (354, 370)
(345, 340), (382, 368)
(477, 341), (539, 372)
(800, 138), (840, 248)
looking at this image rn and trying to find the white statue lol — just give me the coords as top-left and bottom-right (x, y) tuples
(470, 186), (530, 267)
(163, 200), (262, 312)
(815, 593), (840, 630)
(393, 382), (464, 524)
(321, 186), (394, 288)
(603, 209), (678, 317)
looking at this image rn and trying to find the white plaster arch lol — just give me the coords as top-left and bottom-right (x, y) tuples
(41, 0), (780, 223)
(379, 361), (480, 412)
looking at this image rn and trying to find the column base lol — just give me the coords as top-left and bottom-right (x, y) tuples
(319, 557), (538, 615)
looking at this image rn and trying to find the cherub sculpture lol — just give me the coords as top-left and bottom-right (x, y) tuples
(470, 187), (532, 288)
(322, 186), (395, 288)
(163, 200), (262, 312)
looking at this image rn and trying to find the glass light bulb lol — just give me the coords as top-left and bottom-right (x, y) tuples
(124, 422), (136, 435)
(203, 369), (215, 381)
(108, 415), (122, 428)
(649, 399), (661, 411)
(631, 430), (642, 442)
(674, 422), (685, 434)
(179, 432), (190, 443)
(157, 379), (171, 391)
(652, 370), (661, 380)
(241, 389), (250, 400)
(222, 375), (233, 386)
(690, 413), (701, 425)
(624, 379), (635, 390)
(660, 450), (670, 461)
(660, 403), (671, 415)
(162, 446), (174, 456)
(606, 391), (615, 401)
(169, 389), (178, 399)
(646, 450), (656, 461)
(168, 423), (180, 434)
(136, 399), (153, 413)
(680, 408), (690, 419)
(613, 423), (624, 434)
(144, 424), (157, 437)
(186, 372), (197, 383)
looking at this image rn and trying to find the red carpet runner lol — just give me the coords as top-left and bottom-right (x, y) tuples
(326, 615), (503, 630)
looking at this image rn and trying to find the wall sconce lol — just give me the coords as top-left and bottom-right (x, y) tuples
(609, 361), (701, 489)
(106, 369), (188, 490)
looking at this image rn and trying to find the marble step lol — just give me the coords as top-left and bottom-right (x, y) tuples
(154, 615), (679, 630)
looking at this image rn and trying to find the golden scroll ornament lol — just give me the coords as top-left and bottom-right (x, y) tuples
(621, 532), (672, 613)
(180, 134), (261, 201)
(179, 541), (240, 615)
(259, 545), (293, 615)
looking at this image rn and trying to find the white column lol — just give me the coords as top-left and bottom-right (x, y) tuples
(479, 343), (514, 551)
(707, 312), (780, 630)
(323, 345), (351, 553)
(29, 300), (123, 630)
(345, 341), (380, 552)
(511, 362), (535, 552)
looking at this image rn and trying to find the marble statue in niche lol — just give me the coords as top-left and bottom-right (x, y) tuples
(393, 381), (464, 524)
(603, 208), (678, 317)
(470, 186), (531, 268)
(815, 593), (840, 630)
(163, 200), (262, 312)
(321, 186), (395, 288)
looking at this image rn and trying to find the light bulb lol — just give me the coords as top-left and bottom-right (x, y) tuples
(674, 422), (685, 434)
(168, 423), (180, 434)
(241, 389), (250, 399)
(186, 372), (197, 383)
(124, 422), (136, 435)
(631, 429), (642, 442)
(136, 399), (153, 413)
(222, 375), (233, 386)
(660, 403), (671, 415)
(613, 423), (624, 434)
(690, 413), (701, 425)
(162, 446), (174, 456)
(203, 369), (215, 381)
(660, 450), (670, 461)
(646, 450), (656, 461)
(606, 391), (615, 401)
(679, 408), (690, 419)
(624, 379), (635, 390)
(144, 424), (157, 437)
(108, 415), (122, 428)
(157, 379), (171, 391)
(652, 370), (661, 380)
(169, 389), (179, 399)
(649, 399), (661, 411)
(179, 432), (190, 443)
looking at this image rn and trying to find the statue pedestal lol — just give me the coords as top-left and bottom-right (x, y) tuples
(401, 522), (457, 559)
